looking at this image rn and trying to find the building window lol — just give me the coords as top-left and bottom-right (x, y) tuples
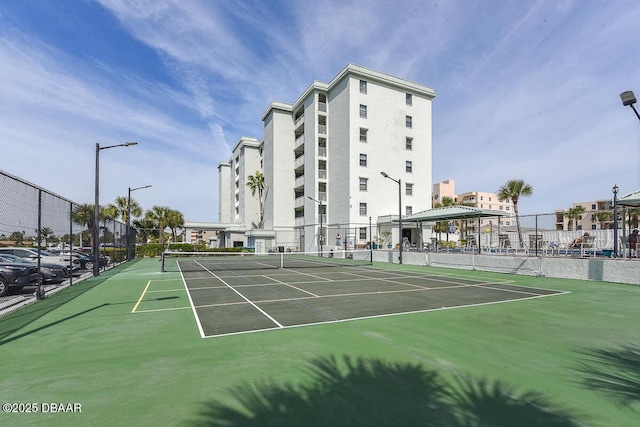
(406, 115), (412, 128)
(406, 161), (412, 173)
(405, 137), (413, 150)
(406, 93), (412, 105)
(360, 128), (368, 142)
(406, 206), (413, 216)
(359, 177), (368, 191)
(405, 183), (413, 196)
(359, 203), (367, 216)
(360, 104), (367, 118)
(359, 153), (367, 167)
(359, 227), (367, 239)
(360, 80), (367, 94)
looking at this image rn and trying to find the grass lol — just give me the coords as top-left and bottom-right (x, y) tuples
(0, 259), (638, 426)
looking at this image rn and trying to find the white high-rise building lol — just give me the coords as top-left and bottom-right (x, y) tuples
(218, 64), (436, 251)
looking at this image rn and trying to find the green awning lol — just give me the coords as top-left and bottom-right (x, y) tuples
(401, 205), (510, 223)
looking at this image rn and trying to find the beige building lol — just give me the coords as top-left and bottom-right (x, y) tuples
(432, 180), (515, 231)
(554, 200), (613, 231)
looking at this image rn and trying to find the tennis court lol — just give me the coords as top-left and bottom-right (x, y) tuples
(146, 251), (567, 337)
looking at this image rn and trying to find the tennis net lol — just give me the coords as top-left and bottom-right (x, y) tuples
(161, 249), (373, 272)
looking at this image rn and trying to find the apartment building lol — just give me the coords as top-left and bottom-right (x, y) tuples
(218, 64), (436, 251)
(554, 200), (614, 231)
(432, 180), (515, 232)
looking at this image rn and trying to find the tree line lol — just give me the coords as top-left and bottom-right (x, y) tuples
(69, 197), (185, 248)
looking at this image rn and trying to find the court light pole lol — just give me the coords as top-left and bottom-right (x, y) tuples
(381, 171), (402, 264)
(308, 196), (324, 254)
(612, 184), (619, 258)
(94, 141), (138, 277)
(620, 91), (640, 122)
(127, 184), (152, 261)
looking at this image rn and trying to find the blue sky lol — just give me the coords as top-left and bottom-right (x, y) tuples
(1, 0), (639, 222)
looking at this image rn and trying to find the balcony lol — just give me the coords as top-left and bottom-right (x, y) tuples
(294, 175), (305, 188)
(318, 169), (327, 179)
(318, 102), (327, 113)
(294, 155), (305, 169)
(294, 196), (305, 208)
(318, 147), (327, 157)
(295, 217), (305, 227)
(318, 124), (327, 135)
(295, 134), (305, 150)
(294, 115), (304, 128)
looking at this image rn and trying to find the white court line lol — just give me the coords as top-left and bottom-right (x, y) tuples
(192, 260), (284, 328)
(281, 268), (334, 282)
(203, 291), (567, 339)
(264, 275), (319, 297)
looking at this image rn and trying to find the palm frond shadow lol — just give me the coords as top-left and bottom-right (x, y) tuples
(188, 355), (578, 427)
(575, 343), (640, 405)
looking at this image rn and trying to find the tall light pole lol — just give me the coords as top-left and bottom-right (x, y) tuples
(381, 171), (402, 264)
(308, 196), (324, 255)
(613, 184), (619, 258)
(127, 184), (152, 261)
(94, 141), (138, 276)
(620, 91), (640, 122)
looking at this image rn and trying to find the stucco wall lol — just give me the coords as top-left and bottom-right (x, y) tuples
(374, 250), (640, 285)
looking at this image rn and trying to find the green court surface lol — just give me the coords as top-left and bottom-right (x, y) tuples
(0, 258), (639, 426)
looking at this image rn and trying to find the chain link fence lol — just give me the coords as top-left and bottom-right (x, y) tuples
(0, 170), (131, 268)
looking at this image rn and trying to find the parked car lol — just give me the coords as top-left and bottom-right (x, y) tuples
(0, 247), (79, 271)
(0, 254), (67, 284)
(48, 249), (93, 270)
(74, 249), (110, 268)
(0, 260), (40, 296)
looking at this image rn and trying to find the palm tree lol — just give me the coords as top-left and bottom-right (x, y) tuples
(166, 209), (185, 243)
(594, 211), (612, 230)
(110, 196), (143, 224)
(246, 171), (265, 228)
(564, 206), (586, 231)
(497, 179), (533, 248)
(36, 227), (54, 246)
(72, 203), (95, 248)
(145, 206), (171, 246)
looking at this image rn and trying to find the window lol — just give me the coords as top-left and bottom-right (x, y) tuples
(360, 104), (367, 118)
(360, 80), (367, 94)
(405, 161), (412, 173)
(406, 93), (412, 105)
(359, 203), (367, 216)
(405, 115), (412, 128)
(591, 204), (596, 210)
(360, 128), (368, 142)
(359, 153), (367, 167)
(405, 183), (413, 196)
(359, 177), (368, 191)
(405, 137), (413, 150)
(359, 227), (367, 239)
(406, 206), (413, 216)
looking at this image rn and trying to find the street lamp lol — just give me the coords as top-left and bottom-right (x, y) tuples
(308, 196), (324, 255)
(127, 184), (152, 261)
(620, 91), (640, 122)
(381, 171), (402, 264)
(612, 184), (619, 258)
(94, 141), (138, 276)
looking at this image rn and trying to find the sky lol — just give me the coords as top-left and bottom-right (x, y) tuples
(1, 0), (639, 222)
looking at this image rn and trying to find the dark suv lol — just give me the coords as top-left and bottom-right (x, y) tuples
(0, 254), (67, 284)
(0, 261), (40, 296)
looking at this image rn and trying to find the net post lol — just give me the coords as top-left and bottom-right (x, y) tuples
(161, 251), (166, 272)
(280, 252), (284, 268)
